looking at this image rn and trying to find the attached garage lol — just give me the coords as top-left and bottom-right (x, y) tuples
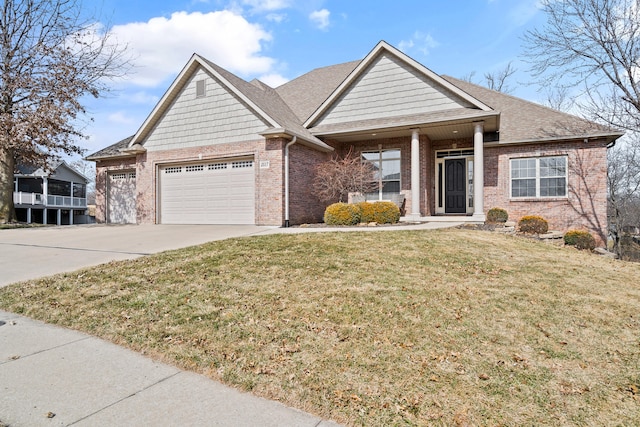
(158, 158), (255, 224)
(107, 171), (137, 224)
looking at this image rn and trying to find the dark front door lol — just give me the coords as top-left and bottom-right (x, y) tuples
(445, 159), (466, 214)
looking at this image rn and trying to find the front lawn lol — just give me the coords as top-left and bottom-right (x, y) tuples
(1, 229), (638, 425)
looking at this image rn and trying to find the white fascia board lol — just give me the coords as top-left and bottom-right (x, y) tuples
(260, 127), (334, 152)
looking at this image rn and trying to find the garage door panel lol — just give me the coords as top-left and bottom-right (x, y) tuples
(108, 172), (136, 224)
(159, 159), (255, 224)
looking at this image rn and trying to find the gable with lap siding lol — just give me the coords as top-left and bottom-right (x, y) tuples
(313, 52), (476, 127)
(143, 67), (271, 152)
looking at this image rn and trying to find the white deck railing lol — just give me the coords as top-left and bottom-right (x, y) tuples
(13, 192), (86, 208)
(13, 192), (44, 205)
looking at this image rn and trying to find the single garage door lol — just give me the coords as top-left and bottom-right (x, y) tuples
(107, 171), (136, 224)
(159, 159), (255, 224)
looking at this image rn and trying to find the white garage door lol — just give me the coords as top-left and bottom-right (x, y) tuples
(159, 159), (255, 225)
(108, 171), (136, 224)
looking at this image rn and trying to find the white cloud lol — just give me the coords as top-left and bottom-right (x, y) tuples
(309, 9), (330, 30)
(241, 0), (292, 12)
(121, 91), (160, 105)
(108, 111), (136, 124)
(110, 10), (275, 87)
(265, 12), (287, 23)
(398, 31), (439, 56)
(508, 0), (544, 27)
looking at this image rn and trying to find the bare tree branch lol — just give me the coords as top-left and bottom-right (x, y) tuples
(523, 0), (640, 130)
(0, 0), (130, 223)
(313, 148), (379, 203)
(484, 62), (517, 94)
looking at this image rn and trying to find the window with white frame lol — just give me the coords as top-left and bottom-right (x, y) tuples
(511, 156), (567, 198)
(362, 149), (401, 200)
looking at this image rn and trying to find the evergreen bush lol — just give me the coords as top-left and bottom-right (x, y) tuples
(518, 215), (549, 234)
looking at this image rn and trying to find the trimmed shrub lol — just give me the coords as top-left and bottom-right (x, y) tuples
(486, 207), (508, 223)
(564, 229), (596, 250)
(324, 203), (360, 225)
(357, 201), (400, 224)
(357, 201), (376, 223)
(518, 215), (549, 234)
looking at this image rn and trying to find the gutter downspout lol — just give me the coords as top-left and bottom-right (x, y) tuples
(284, 136), (297, 228)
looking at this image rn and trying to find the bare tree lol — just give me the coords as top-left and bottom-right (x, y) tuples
(523, 0), (640, 131)
(0, 0), (128, 223)
(608, 140), (640, 258)
(459, 63), (517, 94)
(484, 62), (517, 94)
(313, 149), (378, 203)
(69, 158), (95, 203)
(541, 86), (575, 112)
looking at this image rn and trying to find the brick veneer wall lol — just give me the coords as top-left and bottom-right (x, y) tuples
(288, 143), (331, 224)
(94, 138), (286, 226)
(94, 135), (609, 242)
(322, 136), (608, 244)
(484, 139), (609, 244)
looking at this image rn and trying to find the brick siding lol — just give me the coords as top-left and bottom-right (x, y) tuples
(95, 135), (609, 244)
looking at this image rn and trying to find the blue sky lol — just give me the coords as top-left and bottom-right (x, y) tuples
(82, 0), (547, 157)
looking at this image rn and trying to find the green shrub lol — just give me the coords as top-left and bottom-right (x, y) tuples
(518, 215), (549, 234)
(357, 201), (400, 224)
(324, 203), (361, 225)
(564, 229), (596, 250)
(486, 207), (508, 223)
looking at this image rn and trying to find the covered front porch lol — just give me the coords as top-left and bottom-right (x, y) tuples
(312, 110), (501, 222)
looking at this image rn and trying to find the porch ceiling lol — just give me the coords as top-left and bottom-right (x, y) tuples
(309, 109), (500, 143)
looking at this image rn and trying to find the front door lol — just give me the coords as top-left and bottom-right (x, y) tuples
(445, 159), (466, 213)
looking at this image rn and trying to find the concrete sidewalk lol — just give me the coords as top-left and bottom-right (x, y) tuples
(0, 310), (341, 427)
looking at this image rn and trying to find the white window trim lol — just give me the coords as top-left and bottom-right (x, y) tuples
(362, 148), (401, 201)
(509, 155), (568, 199)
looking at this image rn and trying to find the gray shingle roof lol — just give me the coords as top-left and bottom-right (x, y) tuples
(442, 76), (620, 143)
(275, 60), (360, 122)
(86, 136), (134, 160)
(89, 47), (622, 161)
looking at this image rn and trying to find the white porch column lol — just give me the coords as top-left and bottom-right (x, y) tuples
(27, 208), (32, 224)
(56, 209), (61, 226)
(410, 129), (421, 218)
(472, 121), (485, 221)
(43, 208), (47, 225)
(70, 209), (74, 225)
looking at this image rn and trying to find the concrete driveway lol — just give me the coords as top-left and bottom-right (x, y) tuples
(0, 224), (275, 287)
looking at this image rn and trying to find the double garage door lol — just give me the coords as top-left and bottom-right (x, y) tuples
(158, 159), (255, 225)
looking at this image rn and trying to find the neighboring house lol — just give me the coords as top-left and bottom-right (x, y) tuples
(87, 41), (622, 243)
(14, 161), (91, 225)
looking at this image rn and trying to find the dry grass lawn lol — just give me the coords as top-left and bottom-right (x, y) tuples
(1, 228), (639, 426)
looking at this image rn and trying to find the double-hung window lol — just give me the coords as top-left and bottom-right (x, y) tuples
(362, 149), (401, 200)
(511, 156), (567, 198)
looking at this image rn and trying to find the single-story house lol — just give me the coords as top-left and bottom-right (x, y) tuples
(87, 41), (622, 243)
(14, 161), (91, 225)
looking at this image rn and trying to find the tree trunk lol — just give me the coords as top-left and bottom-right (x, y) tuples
(0, 146), (16, 223)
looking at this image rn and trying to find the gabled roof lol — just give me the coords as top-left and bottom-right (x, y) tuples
(88, 40), (623, 162)
(303, 41), (494, 129)
(276, 60), (360, 122)
(127, 54), (331, 152)
(442, 76), (623, 144)
(16, 160), (89, 183)
(85, 136), (134, 161)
